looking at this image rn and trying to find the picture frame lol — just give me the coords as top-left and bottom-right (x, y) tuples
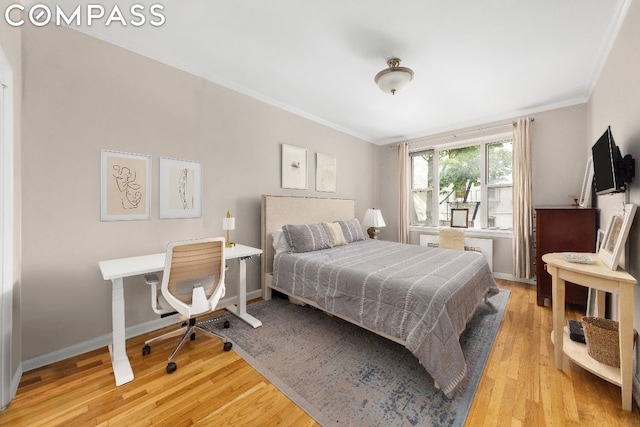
(159, 157), (202, 219)
(101, 149), (151, 221)
(281, 144), (308, 189)
(316, 152), (336, 192)
(451, 208), (469, 228)
(597, 203), (637, 269)
(587, 228), (607, 316)
(578, 157), (594, 208)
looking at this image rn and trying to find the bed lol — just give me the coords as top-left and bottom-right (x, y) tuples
(260, 195), (499, 397)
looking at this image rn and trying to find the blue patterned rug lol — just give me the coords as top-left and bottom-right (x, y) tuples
(211, 289), (509, 426)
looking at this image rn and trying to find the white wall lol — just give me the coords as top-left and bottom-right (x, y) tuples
(19, 25), (375, 361)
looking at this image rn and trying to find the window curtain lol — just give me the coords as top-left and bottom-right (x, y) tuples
(512, 117), (534, 278)
(398, 142), (409, 243)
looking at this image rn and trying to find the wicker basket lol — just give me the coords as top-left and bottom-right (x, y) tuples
(581, 317), (621, 368)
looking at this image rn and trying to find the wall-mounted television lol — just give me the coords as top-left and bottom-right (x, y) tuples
(591, 126), (635, 196)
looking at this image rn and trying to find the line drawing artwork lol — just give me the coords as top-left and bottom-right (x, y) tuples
(159, 157), (202, 219)
(176, 167), (192, 210)
(112, 164), (142, 209)
(281, 144), (307, 189)
(101, 150), (150, 221)
(316, 153), (336, 192)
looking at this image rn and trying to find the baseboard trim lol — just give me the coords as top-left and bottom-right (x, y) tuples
(493, 272), (536, 285)
(22, 290), (263, 373)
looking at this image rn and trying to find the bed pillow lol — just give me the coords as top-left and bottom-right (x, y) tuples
(337, 218), (367, 243)
(439, 227), (465, 250)
(272, 230), (292, 254)
(282, 223), (332, 253)
(322, 222), (347, 247)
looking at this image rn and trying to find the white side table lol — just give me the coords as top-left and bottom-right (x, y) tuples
(543, 252), (636, 411)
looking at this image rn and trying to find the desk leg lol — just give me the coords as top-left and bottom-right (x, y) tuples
(109, 277), (134, 386)
(225, 257), (262, 328)
(550, 266), (565, 369)
(619, 283), (634, 411)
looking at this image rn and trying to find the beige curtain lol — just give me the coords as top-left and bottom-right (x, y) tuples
(398, 142), (409, 243)
(512, 117), (534, 278)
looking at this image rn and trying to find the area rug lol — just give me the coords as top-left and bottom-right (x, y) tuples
(207, 289), (509, 426)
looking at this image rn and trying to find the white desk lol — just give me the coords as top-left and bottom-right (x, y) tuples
(99, 244), (262, 386)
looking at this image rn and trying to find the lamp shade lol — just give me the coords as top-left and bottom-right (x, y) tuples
(362, 209), (386, 228)
(222, 217), (235, 230)
(222, 211), (235, 230)
(374, 58), (414, 95)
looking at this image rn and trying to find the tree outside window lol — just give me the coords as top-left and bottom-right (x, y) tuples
(439, 146), (480, 226)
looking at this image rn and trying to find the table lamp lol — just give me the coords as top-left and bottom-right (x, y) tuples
(362, 208), (385, 239)
(222, 210), (235, 248)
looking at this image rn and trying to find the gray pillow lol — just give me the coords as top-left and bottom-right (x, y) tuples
(282, 223), (332, 253)
(337, 218), (367, 243)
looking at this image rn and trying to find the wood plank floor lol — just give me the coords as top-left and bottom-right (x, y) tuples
(1, 279), (639, 426)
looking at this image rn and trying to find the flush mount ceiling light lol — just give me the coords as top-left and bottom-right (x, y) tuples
(374, 58), (414, 95)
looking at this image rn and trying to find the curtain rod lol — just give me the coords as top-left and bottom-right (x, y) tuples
(388, 118), (534, 148)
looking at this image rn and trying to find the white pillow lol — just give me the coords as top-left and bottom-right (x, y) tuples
(322, 222), (347, 247)
(272, 230), (292, 254)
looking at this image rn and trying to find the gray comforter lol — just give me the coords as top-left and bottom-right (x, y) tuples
(272, 239), (499, 397)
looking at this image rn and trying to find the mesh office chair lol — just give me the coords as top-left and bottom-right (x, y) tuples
(142, 237), (232, 374)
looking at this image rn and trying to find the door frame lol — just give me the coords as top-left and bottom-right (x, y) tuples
(0, 44), (15, 410)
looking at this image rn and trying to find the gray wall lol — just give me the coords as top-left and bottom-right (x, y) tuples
(20, 25), (374, 360)
(587, 0), (640, 382)
(377, 103), (589, 277)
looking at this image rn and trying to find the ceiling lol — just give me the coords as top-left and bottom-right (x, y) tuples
(54, 0), (630, 145)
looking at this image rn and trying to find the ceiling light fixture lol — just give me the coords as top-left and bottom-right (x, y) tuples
(374, 58), (414, 95)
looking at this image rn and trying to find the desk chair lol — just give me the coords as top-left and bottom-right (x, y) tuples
(142, 237), (232, 374)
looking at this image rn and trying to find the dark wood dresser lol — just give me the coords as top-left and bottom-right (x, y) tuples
(535, 206), (597, 308)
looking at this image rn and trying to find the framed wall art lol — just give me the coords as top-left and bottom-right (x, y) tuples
(159, 157), (202, 219)
(281, 144), (308, 189)
(451, 208), (469, 228)
(101, 149), (151, 221)
(598, 203), (637, 269)
(316, 152), (336, 192)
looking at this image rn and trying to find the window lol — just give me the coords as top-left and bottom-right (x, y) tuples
(410, 135), (513, 230)
(410, 150), (433, 225)
(486, 140), (513, 228)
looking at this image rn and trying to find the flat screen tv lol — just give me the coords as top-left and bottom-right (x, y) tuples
(591, 126), (634, 195)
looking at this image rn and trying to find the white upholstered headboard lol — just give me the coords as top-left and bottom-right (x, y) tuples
(260, 195), (355, 297)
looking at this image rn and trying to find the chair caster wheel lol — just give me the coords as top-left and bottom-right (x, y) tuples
(224, 320), (230, 329)
(142, 345), (150, 356)
(166, 362), (177, 374)
(223, 342), (232, 351)
(190, 332), (196, 341)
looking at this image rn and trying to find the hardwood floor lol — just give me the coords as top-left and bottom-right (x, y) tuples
(468, 280), (640, 426)
(1, 279), (639, 426)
